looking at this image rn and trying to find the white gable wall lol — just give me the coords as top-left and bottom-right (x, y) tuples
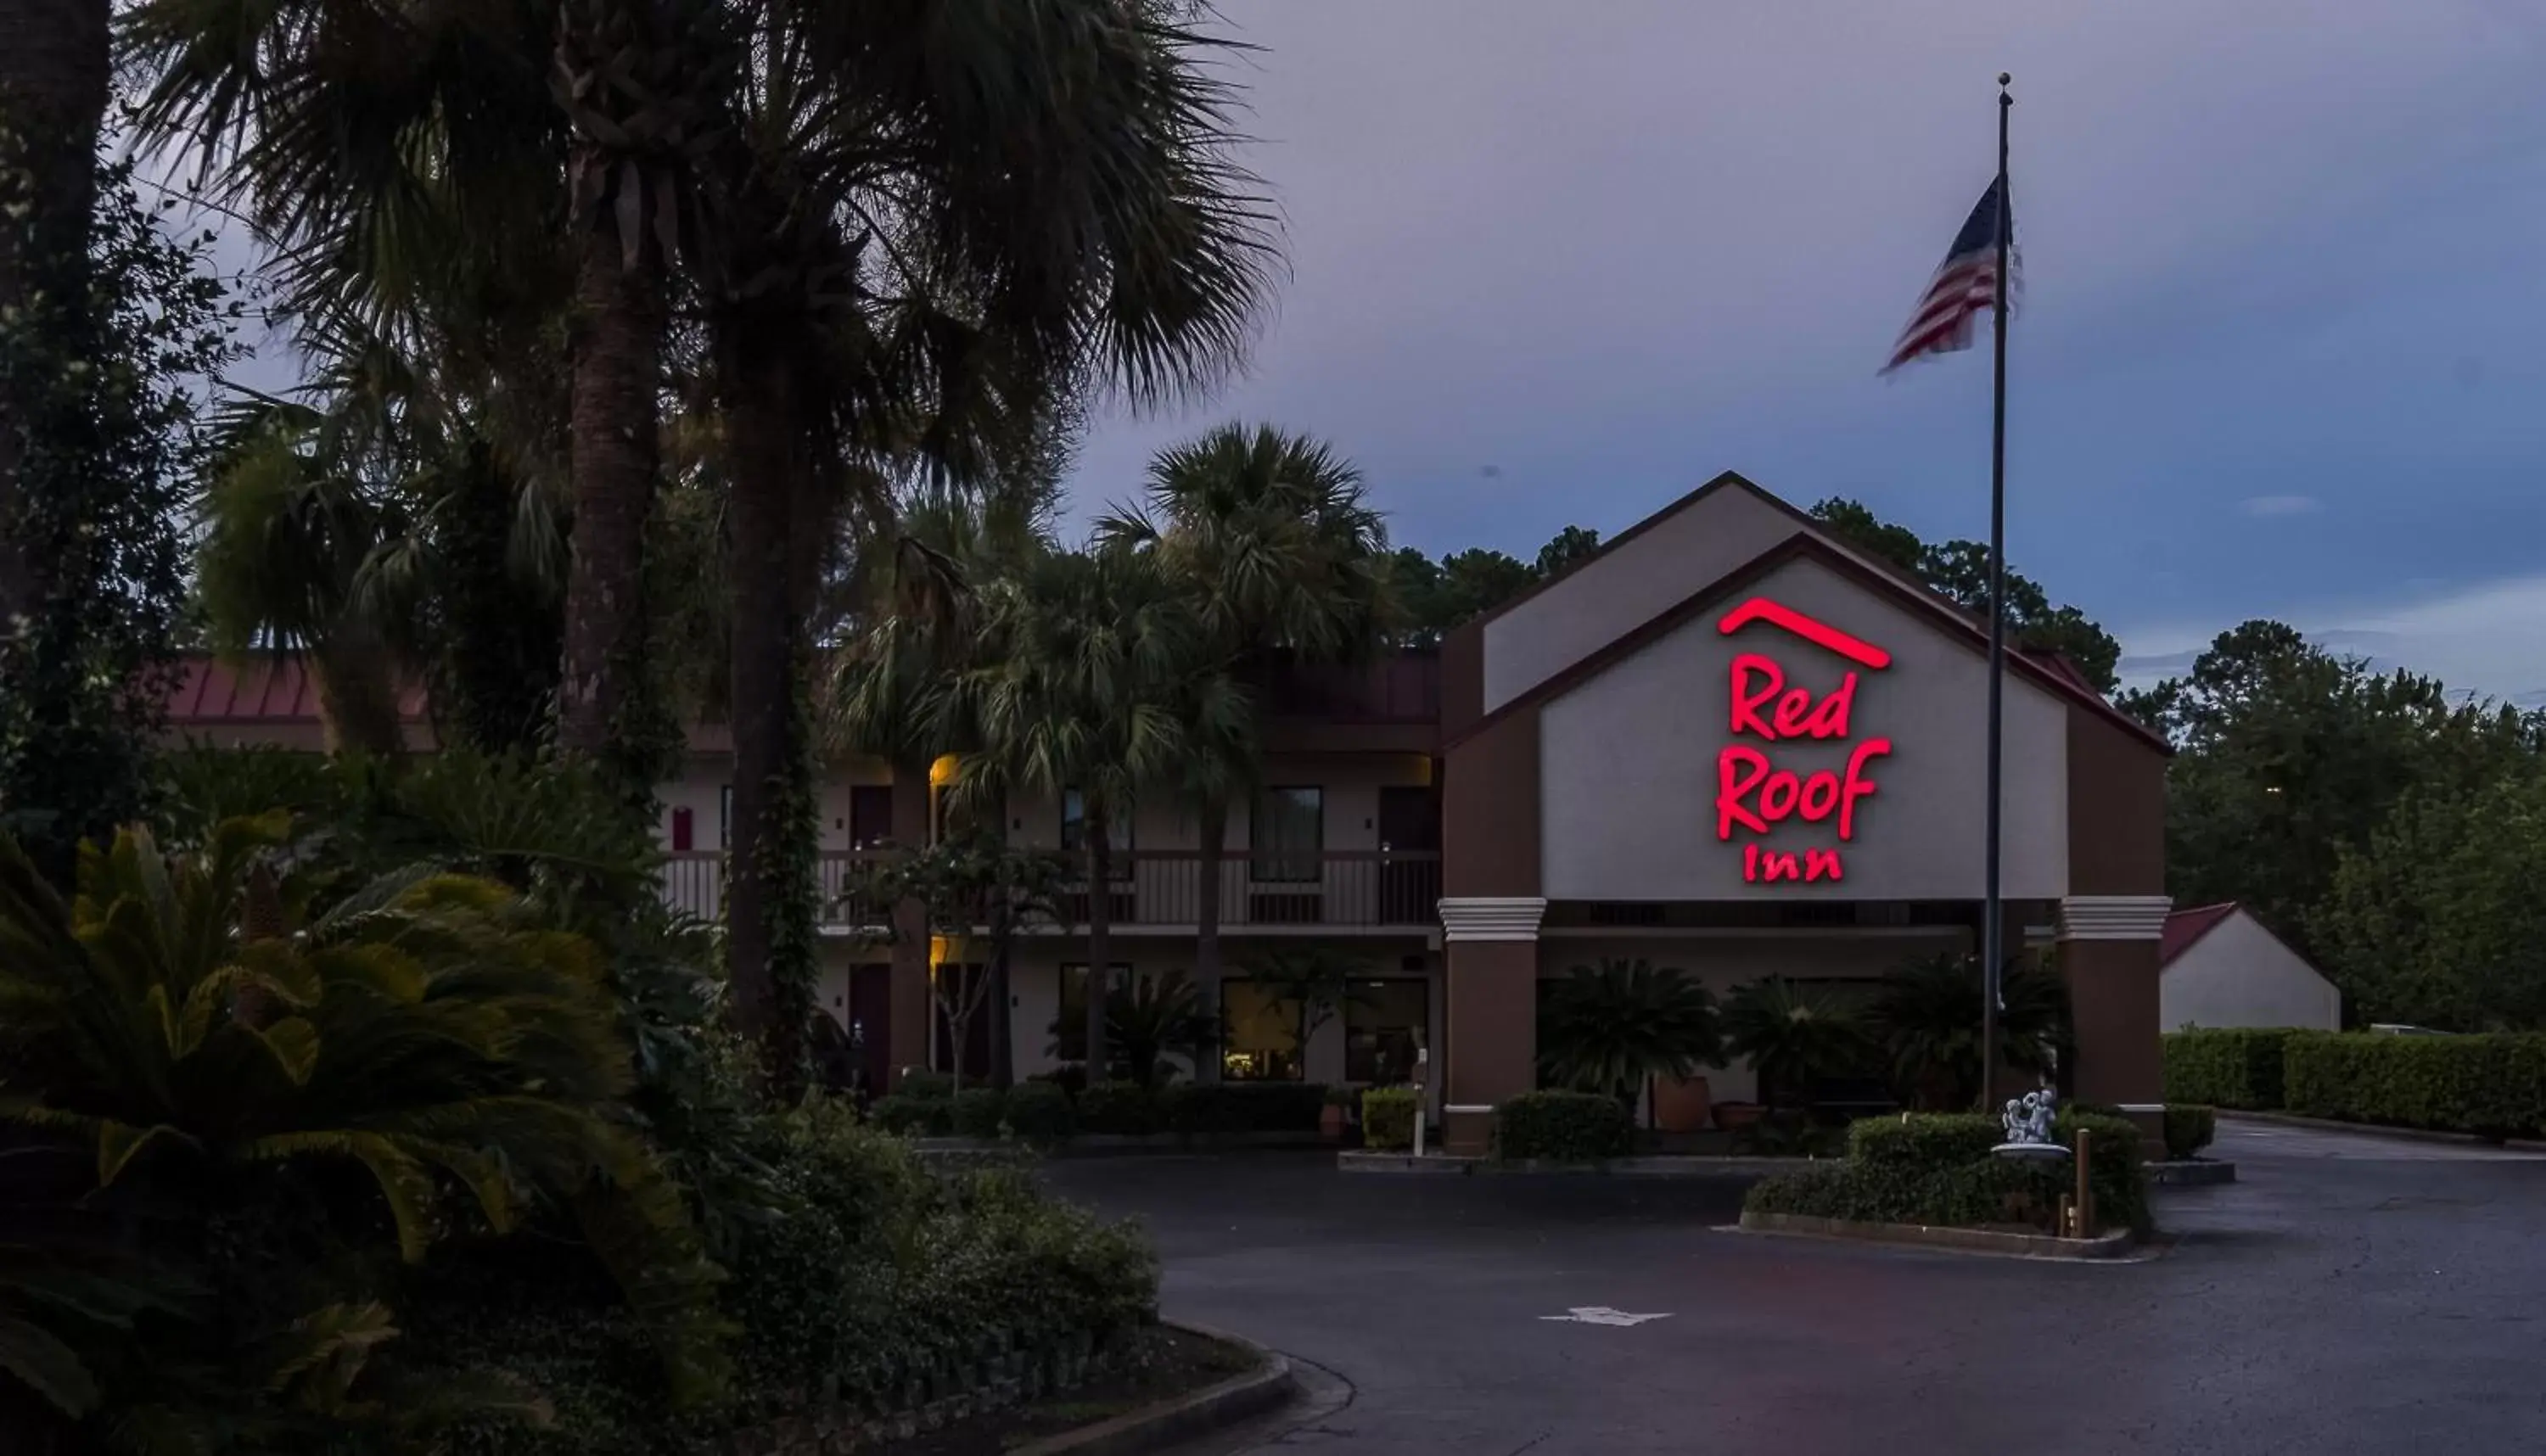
(2161, 910), (2341, 1032)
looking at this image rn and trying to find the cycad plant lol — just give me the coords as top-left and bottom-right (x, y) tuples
(1538, 960), (1723, 1116)
(1721, 976), (1869, 1110)
(0, 813), (728, 1423)
(1868, 951), (2072, 1111)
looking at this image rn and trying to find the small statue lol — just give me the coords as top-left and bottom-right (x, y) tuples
(2001, 1089), (2058, 1148)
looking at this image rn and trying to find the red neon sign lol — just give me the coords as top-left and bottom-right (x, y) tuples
(1714, 596), (1893, 884)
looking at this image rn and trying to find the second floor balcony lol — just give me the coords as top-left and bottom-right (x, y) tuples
(659, 847), (1444, 934)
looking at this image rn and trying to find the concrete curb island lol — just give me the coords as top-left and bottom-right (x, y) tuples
(1008, 1322), (1296, 1456)
(1736, 1210), (2139, 1261)
(1338, 1150), (1819, 1177)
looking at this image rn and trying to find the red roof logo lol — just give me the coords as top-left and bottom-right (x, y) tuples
(1716, 597), (1892, 670)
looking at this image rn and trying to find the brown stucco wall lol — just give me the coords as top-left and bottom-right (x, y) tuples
(2066, 705), (2167, 896)
(2061, 938), (2163, 1106)
(1443, 938), (1538, 1154)
(1442, 706), (1541, 898)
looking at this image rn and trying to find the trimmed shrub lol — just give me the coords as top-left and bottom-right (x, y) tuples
(1495, 1090), (1631, 1162)
(951, 1086), (1007, 1140)
(897, 1070), (956, 1101)
(1361, 1086), (1419, 1151)
(1031, 1063), (1089, 1095)
(867, 1093), (951, 1136)
(1003, 1080), (1078, 1142)
(2281, 1031), (2546, 1136)
(1076, 1080), (1162, 1135)
(1848, 1112), (2002, 1168)
(1163, 1082), (1329, 1135)
(2162, 1028), (2292, 1110)
(2163, 1104), (2218, 1160)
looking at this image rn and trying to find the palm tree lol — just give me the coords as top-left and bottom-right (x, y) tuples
(1868, 952), (2072, 1111)
(949, 542), (1208, 1068)
(1102, 426), (1392, 1060)
(0, 0), (113, 660)
(1539, 959), (1723, 1117)
(1721, 976), (1869, 1111)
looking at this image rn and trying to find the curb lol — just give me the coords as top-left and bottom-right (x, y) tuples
(1736, 1210), (2137, 1261)
(915, 1131), (1336, 1157)
(1338, 1150), (1819, 1178)
(1006, 1322), (1296, 1456)
(2149, 1158), (2237, 1186)
(2218, 1109), (2546, 1151)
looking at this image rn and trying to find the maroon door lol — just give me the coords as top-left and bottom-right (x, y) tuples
(848, 963), (893, 1100)
(1377, 784), (1442, 924)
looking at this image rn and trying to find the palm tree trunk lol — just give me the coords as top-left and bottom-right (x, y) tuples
(1086, 813), (1113, 1079)
(309, 628), (408, 759)
(556, 224), (664, 787)
(888, 753), (932, 1089)
(0, 0), (109, 652)
(1193, 794), (1225, 1084)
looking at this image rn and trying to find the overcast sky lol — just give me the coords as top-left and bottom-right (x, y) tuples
(1062, 1), (2546, 704)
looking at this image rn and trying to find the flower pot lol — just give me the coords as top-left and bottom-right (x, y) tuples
(1713, 1100), (1764, 1133)
(1320, 1103), (1347, 1140)
(1652, 1074), (1713, 1134)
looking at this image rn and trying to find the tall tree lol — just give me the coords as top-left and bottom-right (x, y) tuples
(1102, 423), (1391, 1062)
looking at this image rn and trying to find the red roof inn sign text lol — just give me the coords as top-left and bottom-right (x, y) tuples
(1713, 598), (1893, 884)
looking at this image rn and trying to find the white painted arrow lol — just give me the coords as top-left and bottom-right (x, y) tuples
(1539, 1307), (1672, 1326)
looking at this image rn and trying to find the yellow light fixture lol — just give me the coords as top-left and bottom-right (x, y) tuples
(928, 753), (961, 787)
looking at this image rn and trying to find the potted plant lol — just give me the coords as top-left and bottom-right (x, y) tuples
(1712, 1100), (1765, 1132)
(1653, 1072), (1713, 1134)
(1321, 1085), (1355, 1141)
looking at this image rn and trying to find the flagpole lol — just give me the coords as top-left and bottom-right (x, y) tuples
(1980, 73), (2012, 1114)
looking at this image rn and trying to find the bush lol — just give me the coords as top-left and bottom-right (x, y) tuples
(1361, 1087), (1419, 1151)
(1031, 1063), (1089, 1096)
(1748, 1110), (2150, 1236)
(2163, 1104), (2218, 1160)
(867, 1094), (951, 1136)
(1163, 1082), (1329, 1135)
(1495, 1090), (1631, 1162)
(1003, 1080), (1078, 1142)
(2163, 1028), (2294, 1109)
(951, 1087), (1007, 1139)
(1076, 1080), (1162, 1135)
(2280, 1031), (2546, 1136)
(897, 1070), (956, 1101)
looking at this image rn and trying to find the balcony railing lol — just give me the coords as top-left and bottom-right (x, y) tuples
(658, 848), (1443, 932)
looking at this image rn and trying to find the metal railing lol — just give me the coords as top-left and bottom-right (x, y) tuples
(658, 848), (1442, 931)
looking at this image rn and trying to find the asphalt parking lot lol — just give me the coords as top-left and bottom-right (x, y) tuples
(1044, 1121), (2546, 1456)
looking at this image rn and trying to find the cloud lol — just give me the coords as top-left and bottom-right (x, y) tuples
(2239, 494), (2322, 518)
(2120, 573), (2546, 706)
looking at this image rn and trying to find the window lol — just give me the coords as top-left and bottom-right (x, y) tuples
(1346, 979), (1429, 1084)
(1250, 787), (1322, 883)
(1061, 789), (1130, 877)
(1054, 962), (1132, 1064)
(1220, 981), (1302, 1081)
(849, 785), (894, 848)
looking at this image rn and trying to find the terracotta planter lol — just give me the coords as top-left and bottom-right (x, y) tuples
(1652, 1074), (1713, 1134)
(1320, 1104), (1348, 1140)
(1713, 1100), (1765, 1133)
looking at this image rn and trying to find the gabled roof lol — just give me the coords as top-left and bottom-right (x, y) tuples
(2160, 902), (2243, 966)
(1446, 523), (2173, 753)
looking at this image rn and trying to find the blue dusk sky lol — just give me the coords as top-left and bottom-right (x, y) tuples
(1063, 2), (2546, 704)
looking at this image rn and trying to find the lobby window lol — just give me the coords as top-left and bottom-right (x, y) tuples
(1054, 962), (1131, 1065)
(1345, 979), (1428, 1085)
(1249, 787), (1322, 883)
(1221, 979), (1301, 1081)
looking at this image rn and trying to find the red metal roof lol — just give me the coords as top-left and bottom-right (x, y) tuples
(2160, 902), (2240, 966)
(164, 654), (430, 727)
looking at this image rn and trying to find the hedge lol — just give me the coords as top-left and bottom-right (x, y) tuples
(868, 1093), (951, 1136)
(2162, 1029), (2293, 1109)
(1075, 1080), (1163, 1135)
(951, 1087), (1007, 1139)
(1361, 1086), (1419, 1151)
(1003, 1080), (1078, 1141)
(898, 1070), (956, 1101)
(1162, 1082), (1329, 1135)
(2163, 1104), (2217, 1160)
(2281, 1031), (2546, 1136)
(1495, 1090), (1631, 1162)
(1751, 1110), (2150, 1236)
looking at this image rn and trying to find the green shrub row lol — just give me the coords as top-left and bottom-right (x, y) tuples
(1749, 1111), (2150, 1236)
(1360, 1086), (1419, 1151)
(2281, 1031), (2546, 1135)
(2163, 1104), (2217, 1160)
(2162, 1029), (2293, 1109)
(878, 1078), (1335, 1140)
(1495, 1090), (1631, 1162)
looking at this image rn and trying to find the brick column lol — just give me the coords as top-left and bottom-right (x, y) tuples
(2057, 895), (2170, 1151)
(1438, 897), (1546, 1156)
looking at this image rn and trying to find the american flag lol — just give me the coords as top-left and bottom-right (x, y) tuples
(1882, 177), (2011, 373)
